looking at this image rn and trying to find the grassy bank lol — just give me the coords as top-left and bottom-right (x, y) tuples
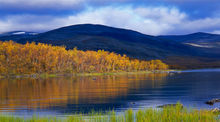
(0, 103), (219, 122)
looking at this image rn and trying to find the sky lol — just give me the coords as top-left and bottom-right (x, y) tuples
(0, 0), (220, 35)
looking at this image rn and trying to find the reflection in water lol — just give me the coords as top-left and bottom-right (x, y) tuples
(0, 73), (168, 114)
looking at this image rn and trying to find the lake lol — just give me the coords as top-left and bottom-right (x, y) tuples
(0, 69), (220, 117)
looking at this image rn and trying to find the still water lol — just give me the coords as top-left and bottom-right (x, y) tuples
(0, 69), (220, 116)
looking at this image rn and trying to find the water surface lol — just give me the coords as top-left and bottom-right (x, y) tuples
(0, 69), (220, 116)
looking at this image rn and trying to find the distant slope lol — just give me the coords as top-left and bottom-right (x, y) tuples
(0, 31), (38, 37)
(158, 32), (220, 42)
(158, 32), (220, 57)
(0, 31), (38, 42)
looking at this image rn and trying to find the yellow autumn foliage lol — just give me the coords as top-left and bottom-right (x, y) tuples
(0, 41), (168, 75)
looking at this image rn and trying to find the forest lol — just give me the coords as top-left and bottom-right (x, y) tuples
(0, 41), (168, 75)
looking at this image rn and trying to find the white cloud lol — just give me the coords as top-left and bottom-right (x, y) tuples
(0, 6), (220, 35)
(55, 6), (188, 35)
(166, 18), (220, 35)
(212, 30), (220, 34)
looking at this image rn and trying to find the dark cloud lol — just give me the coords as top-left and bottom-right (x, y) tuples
(1, 0), (219, 18)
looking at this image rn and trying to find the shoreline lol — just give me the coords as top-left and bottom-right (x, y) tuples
(0, 70), (175, 78)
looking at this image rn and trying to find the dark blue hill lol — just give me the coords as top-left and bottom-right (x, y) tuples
(1, 24), (220, 68)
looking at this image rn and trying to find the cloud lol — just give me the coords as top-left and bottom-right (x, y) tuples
(212, 30), (220, 34)
(0, 0), (83, 8)
(177, 18), (220, 33)
(1, 0), (219, 22)
(48, 6), (188, 35)
(1, 0), (219, 12)
(0, 15), (64, 33)
(0, 6), (220, 35)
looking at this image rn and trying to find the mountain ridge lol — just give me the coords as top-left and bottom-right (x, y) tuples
(0, 24), (220, 68)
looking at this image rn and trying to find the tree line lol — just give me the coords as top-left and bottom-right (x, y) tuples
(0, 41), (168, 75)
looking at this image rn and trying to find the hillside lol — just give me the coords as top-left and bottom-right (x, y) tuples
(158, 32), (220, 43)
(0, 24), (197, 60)
(159, 32), (220, 57)
(0, 24), (220, 69)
